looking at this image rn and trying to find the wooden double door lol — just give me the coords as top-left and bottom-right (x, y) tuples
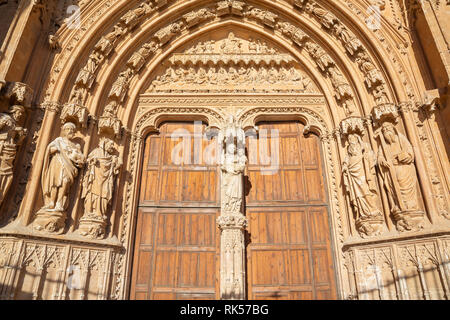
(130, 121), (337, 300)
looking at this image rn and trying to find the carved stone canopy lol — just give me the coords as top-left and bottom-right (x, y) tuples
(340, 117), (366, 137)
(372, 103), (399, 125)
(146, 32), (320, 94)
(0, 81), (34, 109)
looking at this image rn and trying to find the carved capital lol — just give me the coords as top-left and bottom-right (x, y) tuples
(40, 101), (62, 113)
(217, 214), (248, 230)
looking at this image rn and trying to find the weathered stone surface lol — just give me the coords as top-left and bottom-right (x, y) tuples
(0, 0), (448, 301)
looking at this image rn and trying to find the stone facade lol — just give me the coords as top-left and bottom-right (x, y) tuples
(0, 0), (449, 300)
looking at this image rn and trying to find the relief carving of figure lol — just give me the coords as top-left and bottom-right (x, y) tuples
(334, 24), (362, 55)
(343, 134), (384, 237)
(127, 41), (158, 71)
(220, 32), (242, 54)
(328, 67), (353, 100)
(154, 21), (183, 45)
(75, 51), (103, 88)
(80, 138), (122, 239)
(312, 6), (338, 29)
(220, 117), (247, 214)
(95, 25), (124, 56)
(0, 105), (27, 208)
(277, 22), (308, 47)
(355, 52), (383, 89)
(120, 3), (149, 29)
(109, 68), (134, 101)
(376, 122), (424, 231)
(34, 122), (85, 233)
(306, 42), (334, 71)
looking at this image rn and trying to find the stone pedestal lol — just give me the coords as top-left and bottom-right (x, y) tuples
(393, 210), (425, 232)
(356, 216), (384, 238)
(33, 210), (66, 234)
(78, 215), (107, 239)
(217, 214), (247, 300)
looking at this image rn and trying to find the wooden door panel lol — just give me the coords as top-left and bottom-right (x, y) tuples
(246, 122), (337, 300)
(130, 122), (219, 300)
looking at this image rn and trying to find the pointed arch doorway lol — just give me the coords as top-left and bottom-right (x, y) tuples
(129, 120), (338, 300)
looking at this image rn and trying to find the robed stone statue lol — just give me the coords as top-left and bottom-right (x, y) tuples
(0, 105), (27, 208)
(34, 122), (84, 233)
(376, 122), (424, 231)
(342, 133), (383, 237)
(79, 138), (121, 238)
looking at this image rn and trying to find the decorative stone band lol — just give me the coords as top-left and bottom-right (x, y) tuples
(217, 214), (248, 230)
(169, 53), (295, 65)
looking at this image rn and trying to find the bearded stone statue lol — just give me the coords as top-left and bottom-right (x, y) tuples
(343, 133), (384, 237)
(376, 122), (424, 231)
(34, 122), (85, 233)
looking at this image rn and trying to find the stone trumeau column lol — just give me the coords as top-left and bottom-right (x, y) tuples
(217, 115), (248, 300)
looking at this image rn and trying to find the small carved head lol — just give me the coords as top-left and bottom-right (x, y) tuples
(99, 137), (115, 154)
(347, 133), (363, 156)
(381, 122), (397, 143)
(62, 122), (77, 139)
(9, 105), (26, 122)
